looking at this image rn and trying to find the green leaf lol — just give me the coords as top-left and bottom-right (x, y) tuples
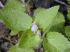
(68, 8), (70, 20)
(65, 26), (70, 40)
(19, 29), (40, 48)
(10, 30), (18, 36)
(43, 32), (70, 52)
(9, 43), (34, 52)
(33, 8), (45, 21)
(0, 0), (32, 31)
(18, 31), (24, 38)
(0, 17), (1, 19)
(1, 0), (25, 12)
(0, 13), (2, 19)
(67, 0), (70, 1)
(64, 48), (70, 52)
(35, 6), (59, 32)
(49, 12), (65, 35)
(34, 7), (46, 16)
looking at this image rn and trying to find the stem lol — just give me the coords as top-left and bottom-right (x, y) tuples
(38, 25), (52, 52)
(42, 24), (52, 42)
(20, 0), (25, 5)
(54, 0), (70, 8)
(20, 0), (31, 15)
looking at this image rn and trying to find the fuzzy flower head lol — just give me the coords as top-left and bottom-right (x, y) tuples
(31, 22), (41, 35)
(37, 30), (41, 35)
(31, 25), (38, 32)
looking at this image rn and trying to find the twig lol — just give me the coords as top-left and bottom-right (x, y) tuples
(54, 0), (70, 8)
(20, 0), (32, 15)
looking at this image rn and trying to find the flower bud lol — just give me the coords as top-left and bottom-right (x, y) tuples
(37, 30), (41, 35)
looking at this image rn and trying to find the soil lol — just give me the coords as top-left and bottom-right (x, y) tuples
(0, 0), (70, 52)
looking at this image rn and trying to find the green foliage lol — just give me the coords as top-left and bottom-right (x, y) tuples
(18, 31), (24, 38)
(64, 48), (70, 52)
(0, 17), (1, 19)
(0, 12), (2, 19)
(67, 0), (70, 1)
(43, 32), (70, 52)
(35, 6), (59, 32)
(2, 0), (25, 12)
(10, 30), (18, 36)
(65, 26), (70, 40)
(9, 43), (34, 52)
(0, 0), (32, 31)
(19, 29), (40, 48)
(68, 8), (70, 20)
(0, 0), (69, 51)
(34, 7), (46, 16)
(32, 8), (45, 21)
(49, 12), (65, 35)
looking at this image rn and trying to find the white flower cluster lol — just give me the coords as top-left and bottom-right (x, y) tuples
(31, 22), (41, 35)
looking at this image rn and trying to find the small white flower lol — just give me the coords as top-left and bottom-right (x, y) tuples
(37, 30), (41, 35)
(31, 25), (38, 32)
